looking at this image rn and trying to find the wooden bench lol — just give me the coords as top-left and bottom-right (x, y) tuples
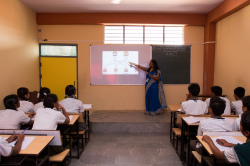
(192, 151), (201, 165)
(49, 149), (70, 166)
(172, 128), (188, 152)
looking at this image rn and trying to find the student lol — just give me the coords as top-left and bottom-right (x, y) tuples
(231, 87), (245, 115)
(0, 95), (33, 129)
(0, 134), (25, 160)
(34, 87), (50, 112)
(59, 85), (84, 113)
(180, 83), (208, 115)
(189, 97), (232, 165)
(205, 86), (231, 115)
(32, 94), (70, 130)
(17, 87), (34, 113)
(203, 111), (250, 166)
(232, 96), (250, 131)
(60, 85), (88, 139)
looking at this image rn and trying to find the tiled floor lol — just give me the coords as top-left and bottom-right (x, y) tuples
(70, 133), (182, 166)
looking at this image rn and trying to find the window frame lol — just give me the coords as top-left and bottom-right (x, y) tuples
(104, 25), (184, 45)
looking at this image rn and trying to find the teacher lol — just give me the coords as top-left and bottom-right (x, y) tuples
(130, 59), (167, 115)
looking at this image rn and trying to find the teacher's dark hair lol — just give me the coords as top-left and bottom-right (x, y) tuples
(44, 94), (58, 109)
(147, 59), (160, 72)
(4, 95), (19, 110)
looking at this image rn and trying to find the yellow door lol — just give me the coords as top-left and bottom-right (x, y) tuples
(40, 57), (77, 101)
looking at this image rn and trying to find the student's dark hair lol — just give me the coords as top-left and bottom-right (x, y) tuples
(211, 86), (222, 96)
(43, 94), (58, 109)
(146, 59), (160, 72)
(209, 97), (226, 116)
(240, 111), (250, 132)
(234, 87), (245, 99)
(39, 87), (51, 101)
(188, 83), (200, 96)
(3, 95), (19, 110)
(65, 85), (76, 97)
(242, 96), (250, 111)
(17, 87), (29, 101)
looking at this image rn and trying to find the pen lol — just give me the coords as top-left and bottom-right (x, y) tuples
(14, 127), (29, 145)
(217, 140), (224, 145)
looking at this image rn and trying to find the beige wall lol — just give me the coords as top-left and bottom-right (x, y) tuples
(215, 5), (250, 102)
(38, 25), (204, 110)
(0, 0), (39, 109)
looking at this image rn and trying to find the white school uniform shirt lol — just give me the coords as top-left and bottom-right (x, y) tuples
(34, 102), (44, 112)
(0, 136), (13, 161)
(232, 117), (241, 131)
(231, 100), (243, 115)
(180, 100), (208, 115)
(17, 100), (34, 113)
(59, 98), (84, 113)
(32, 108), (66, 130)
(205, 97), (231, 115)
(197, 117), (232, 136)
(224, 148), (238, 163)
(0, 109), (31, 129)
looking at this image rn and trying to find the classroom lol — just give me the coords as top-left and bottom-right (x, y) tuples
(1, 0), (250, 166)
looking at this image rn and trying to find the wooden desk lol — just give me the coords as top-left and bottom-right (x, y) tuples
(1, 135), (54, 166)
(180, 116), (238, 163)
(168, 105), (181, 144)
(197, 136), (245, 166)
(197, 136), (246, 156)
(59, 115), (79, 159)
(68, 115), (79, 125)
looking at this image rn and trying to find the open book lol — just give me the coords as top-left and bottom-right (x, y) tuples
(183, 116), (206, 124)
(211, 136), (243, 151)
(5, 137), (35, 150)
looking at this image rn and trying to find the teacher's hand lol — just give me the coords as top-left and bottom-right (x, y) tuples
(149, 74), (153, 78)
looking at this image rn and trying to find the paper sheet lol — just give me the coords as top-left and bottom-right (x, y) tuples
(5, 137), (35, 150)
(211, 136), (243, 151)
(69, 115), (73, 122)
(223, 118), (235, 125)
(183, 116), (206, 124)
(177, 108), (182, 112)
(83, 104), (92, 109)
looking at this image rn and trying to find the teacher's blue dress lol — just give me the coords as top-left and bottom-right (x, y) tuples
(145, 70), (162, 115)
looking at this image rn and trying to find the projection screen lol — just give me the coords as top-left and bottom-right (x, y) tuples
(90, 45), (151, 85)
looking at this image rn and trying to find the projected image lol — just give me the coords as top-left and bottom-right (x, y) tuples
(102, 51), (139, 75)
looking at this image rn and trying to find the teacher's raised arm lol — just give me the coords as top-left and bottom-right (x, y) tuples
(129, 62), (147, 71)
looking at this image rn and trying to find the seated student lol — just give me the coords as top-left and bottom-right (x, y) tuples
(205, 86), (231, 115)
(59, 85), (84, 113)
(0, 95), (33, 129)
(180, 83), (208, 115)
(203, 111), (250, 166)
(32, 94), (70, 130)
(34, 87), (50, 112)
(189, 97), (232, 165)
(232, 96), (250, 131)
(60, 85), (88, 139)
(0, 134), (25, 160)
(231, 87), (245, 115)
(17, 87), (34, 113)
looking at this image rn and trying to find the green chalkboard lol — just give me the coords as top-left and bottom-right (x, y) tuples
(152, 45), (191, 84)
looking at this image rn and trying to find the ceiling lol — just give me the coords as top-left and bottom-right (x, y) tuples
(20, 0), (224, 14)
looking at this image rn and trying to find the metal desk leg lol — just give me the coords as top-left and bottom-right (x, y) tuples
(187, 125), (191, 164)
(170, 111), (173, 143)
(180, 119), (185, 161)
(76, 119), (80, 159)
(213, 156), (217, 166)
(69, 128), (72, 159)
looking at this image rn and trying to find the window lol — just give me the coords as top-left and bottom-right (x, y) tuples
(40, 45), (77, 57)
(104, 25), (183, 45)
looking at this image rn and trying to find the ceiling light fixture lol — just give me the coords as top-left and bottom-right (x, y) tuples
(111, 0), (121, 4)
